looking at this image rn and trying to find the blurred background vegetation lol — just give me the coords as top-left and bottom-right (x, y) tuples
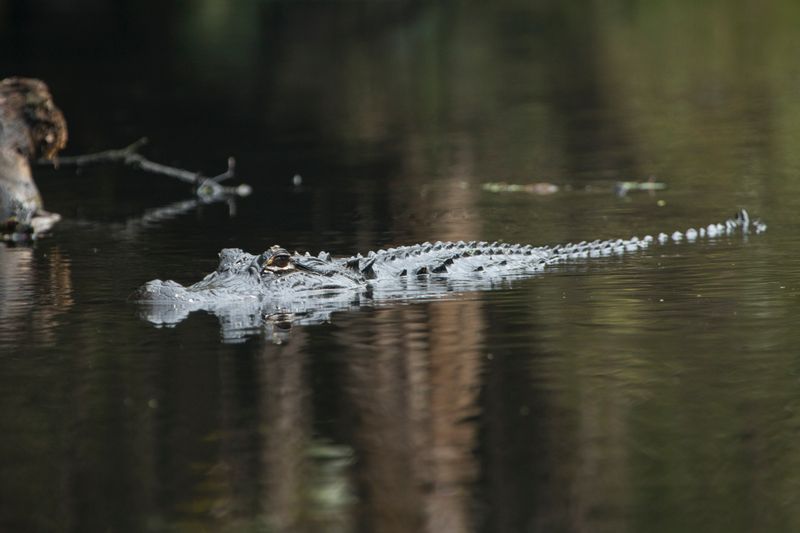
(3, 0), (799, 210)
(2, 0), (798, 250)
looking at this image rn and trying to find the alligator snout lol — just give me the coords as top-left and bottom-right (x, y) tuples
(130, 279), (190, 302)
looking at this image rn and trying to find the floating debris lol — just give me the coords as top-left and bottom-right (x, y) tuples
(483, 177), (667, 198)
(482, 182), (560, 195)
(614, 178), (667, 197)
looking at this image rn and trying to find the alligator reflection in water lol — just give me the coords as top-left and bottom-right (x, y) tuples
(138, 273), (497, 343)
(135, 210), (765, 342)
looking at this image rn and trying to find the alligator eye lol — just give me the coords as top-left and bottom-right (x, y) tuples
(267, 255), (290, 269)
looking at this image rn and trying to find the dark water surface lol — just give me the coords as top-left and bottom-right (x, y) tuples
(2, 1), (800, 532)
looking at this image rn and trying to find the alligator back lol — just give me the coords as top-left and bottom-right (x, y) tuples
(331, 209), (765, 283)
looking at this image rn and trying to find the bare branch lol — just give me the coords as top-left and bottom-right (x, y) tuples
(37, 138), (251, 198)
(48, 137), (149, 166)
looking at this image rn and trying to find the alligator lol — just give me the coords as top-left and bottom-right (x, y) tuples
(134, 209), (765, 341)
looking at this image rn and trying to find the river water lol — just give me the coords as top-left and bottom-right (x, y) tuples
(2, 1), (800, 532)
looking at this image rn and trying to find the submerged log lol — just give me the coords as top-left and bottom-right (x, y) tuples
(0, 77), (68, 241)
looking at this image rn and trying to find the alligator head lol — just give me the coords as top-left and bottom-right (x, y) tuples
(134, 245), (367, 305)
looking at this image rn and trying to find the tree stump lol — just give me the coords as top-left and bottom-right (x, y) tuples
(0, 77), (67, 241)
